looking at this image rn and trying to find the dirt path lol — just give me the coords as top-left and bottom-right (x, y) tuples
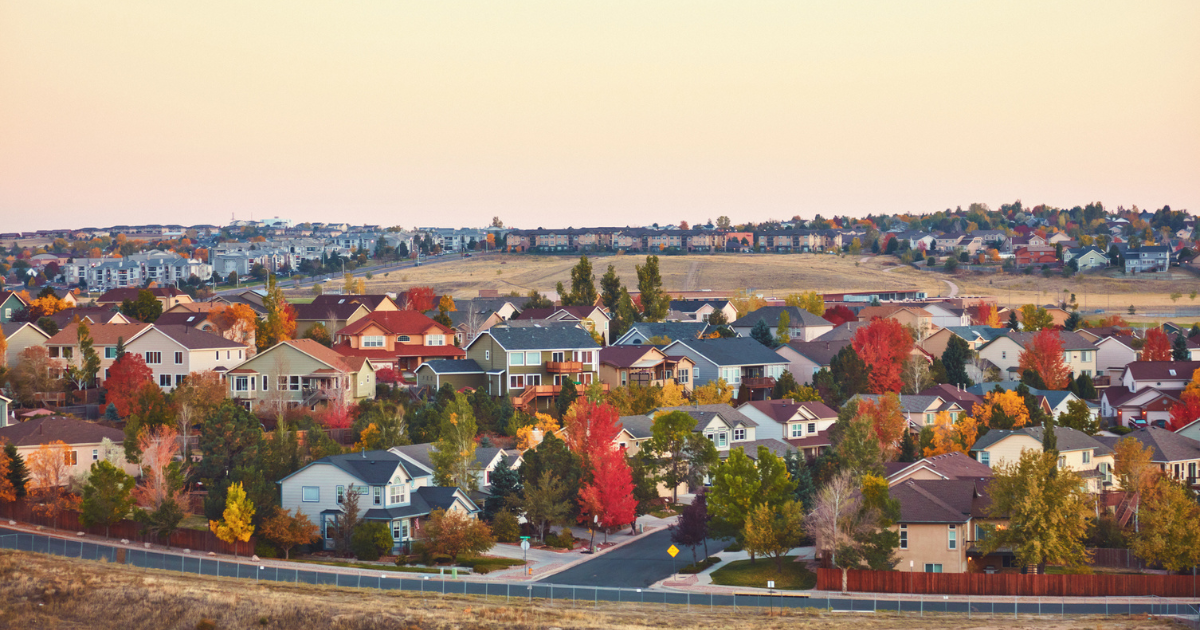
(682, 260), (701, 291)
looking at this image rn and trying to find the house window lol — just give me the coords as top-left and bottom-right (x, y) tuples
(526, 351), (539, 364)
(1082, 451), (1091, 464)
(733, 428), (746, 441)
(396, 335), (410, 342)
(65, 451), (77, 466)
(899, 524), (907, 549)
(92, 449), (99, 462)
(389, 484), (403, 504)
(1081, 351), (1090, 362)
(159, 374), (172, 387)
(49, 347), (59, 358)
(979, 451), (990, 467)
(363, 336), (385, 348)
(948, 525), (957, 549)
(426, 335), (445, 346)
(216, 351), (220, 360)
(289, 376), (301, 390)
(717, 432), (727, 448)
(790, 424), (803, 438)
(145, 351), (162, 364)
(509, 374), (525, 389)
(527, 374), (541, 387)
(510, 352), (525, 366)
(1190, 462), (1198, 479)
(1001, 351), (1007, 360)
(174, 351), (183, 364)
(302, 487), (320, 502)
(373, 486), (382, 506)
(175, 374), (185, 386)
(678, 369), (689, 384)
(392, 520), (403, 540)
(233, 376), (249, 392)
(336, 486), (345, 504)
(1058, 456), (1066, 469)
(925, 564), (943, 573)
(261, 375), (269, 391)
(105, 347), (118, 359)
(925, 413), (934, 425)
(552, 351), (565, 362)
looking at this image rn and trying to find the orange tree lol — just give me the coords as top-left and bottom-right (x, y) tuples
(856, 393), (907, 460)
(972, 390), (1031, 430)
(923, 411), (979, 457)
(1140, 328), (1172, 361)
(852, 318), (913, 394)
(1018, 329), (1071, 390)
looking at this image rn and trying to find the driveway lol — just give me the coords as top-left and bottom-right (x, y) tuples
(536, 528), (730, 588)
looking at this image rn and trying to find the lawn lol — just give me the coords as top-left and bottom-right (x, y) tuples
(710, 556), (817, 590)
(179, 514), (210, 531)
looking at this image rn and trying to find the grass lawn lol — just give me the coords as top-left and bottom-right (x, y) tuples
(710, 556), (816, 590)
(293, 558), (441, 574)
(648, 505), (681, 519)
(179, 514), (210, 531)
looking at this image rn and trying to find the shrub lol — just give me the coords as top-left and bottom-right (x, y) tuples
(545, 528), (575, 550)
(254, 541), (278, 559)
(1110, 425), (1133, 436)
(680, 557), (721, 574)
(350, 522), (393, 561)
(491, 510), (520, 543)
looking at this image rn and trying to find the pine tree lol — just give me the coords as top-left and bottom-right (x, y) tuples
(636, 255), (668, 322)
(942, 335), (973, 388)
(566, 256), (597, 307)
(1173, 333), (1191, 361)
(555, 379), (578, 417)
(899, 430), (918, 462)
(79, 461), (136, 538)
(483, 455), (521, 520)
(599, 265), (622, 311)
(750, 318), (775, 348)
(1075, 373), (1097, 399)
(3, 443), (28, 498)
(1007, 311), (1020, 331)
(611, 287), (641, 339)
(1042, 414), (1058, 455)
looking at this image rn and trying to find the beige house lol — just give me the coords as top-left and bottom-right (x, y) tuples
(598, 345), (695, 393)
(1096, 428), (1200, 486)
(614, 415), (654, 455)
(44, 322), (152, 385)
(226, 339), (376, 412)
(511, 306), (612, 345)
(975, 331), (1097, 380)
(969, 426), (1115, 493)
(293, 301), (370, 339)
(0, 416), (139, 481)
(849, 394), (965, 428)
(1, 322), (51, 367)
(856, 305), (935, 340)
(124, 325), (249, 391)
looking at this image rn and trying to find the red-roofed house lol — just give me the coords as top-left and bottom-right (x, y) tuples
(738, 398), (838, 455)
(226, 338), (376, 412)
(331, 311), (463, 371)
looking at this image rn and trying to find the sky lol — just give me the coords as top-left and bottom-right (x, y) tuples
(1, 1), (1197, 232)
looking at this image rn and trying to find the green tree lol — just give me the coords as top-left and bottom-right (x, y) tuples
(66, 320), (102, 393)
(195, 402), (269, 523)
(833, 415), (884, 479)
(941, 335), (973, 388)
(135, 498), (185, 548)
(772, 371), (800, 400)
(517, 432), (580, 511)
(835, 474), (901, 571)
(519, 471), (571, 541)
(430, 392), (479, 494)
(564, 255), (597, 307)
(120, 289), (163, 323)
(1173, 333), (1190, 361)
(636, 255), (668, 322)
(744, 500), (806, 572)
(829, 346), (870, 406)
(707, 446), (797, 550)
(643, 411), (719, 503)
(4, 442), (29, 498)
(1131, 476), (1200, 572)
(628, 453), (660, 532)
(1075, 373), (1097, 399)
(555, 378), (578, 417)
(784, 450), (817, 509)
(1057, 399), (1098, 435)
(775, 310), (791, 346)
(1007, 311), (1020, 331)
(351, 521), (394, 561)
(599, 265), (622, 311)
(978, 450), (1092, 571)
(1042, 413), (1058, 455)
(79, 460), (136, 538)
(750, 318), (776, 349)
(523, 289), (552, 310)
(1063, 311), (1082, 331)
(611, 287), (641, 340)
(482, 455), (521, 521)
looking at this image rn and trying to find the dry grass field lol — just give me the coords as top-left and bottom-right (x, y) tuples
(0, 551), (1176, 630)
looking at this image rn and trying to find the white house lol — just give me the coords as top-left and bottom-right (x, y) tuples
(738, 399), (838, 443)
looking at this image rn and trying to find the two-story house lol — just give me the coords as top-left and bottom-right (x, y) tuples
(976, 331), (1097, 380)
(125, 325), (249, 391)
(1064, 246), (1110, 270)
(849, 393), (965, 429)
(0, 291), (28, 324)
(1124, 245), (1171, 273)
(279, 449), (478, 554)
(969, 426), (1115, 493)
(0, 415), (138, 479)
(96, 287), (193, 312)
(1093, 335), (1139, 382)
(597, 345), (695, 393)
(730, 306), (833, 342)
(463, 324), (603, 411)
(775, 339), (851, 385)
(511, 306), (611, 345)
(390, 443), (522, 497)
(331, 311), (463, 372)
(661, 337), (789, 400)
(226, 339), (376, 412)
(653, 404), (793, 474)
(45, 322), (152, 385)
(1, 322), (50, 368)
(1096, 428), (1200, 486)
(890, 476), (1002, 574)
(738, 399), (837, 458)
(612, 321), (712, 346)
(667, 300), (738, 325)
(293, 300), (371, 339)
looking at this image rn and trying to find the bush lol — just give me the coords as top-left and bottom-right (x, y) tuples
(680, 557), (721, 574)
(460, 556), (525, 574)
(412, 540), (433, 565)
(545, 529), (575, 550)
(254, 541), (278, 559)
(724, 541), (744, 552)
(350, 522), (393, 561)
(1110, 425), (1133, 436)
(491, 511), (520, 543)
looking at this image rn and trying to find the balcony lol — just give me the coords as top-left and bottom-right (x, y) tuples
(545, 361), (583, 373)
(741, 377), (776, 389)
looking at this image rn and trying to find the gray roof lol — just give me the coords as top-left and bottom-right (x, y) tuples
(420, 359), (485, 374)
(782, 339), (851, 366)
(392, 442), (498, 469)
(984, 330), (1095, 351)
(970, 426), (1112, 456)
(154, 325), (246, 350)
(668, 337), (788, 367)
(655, 403), (759, 428)
(892, 479), (992, 524)
(1094, 427), (1200, 463)
(851, 394), (959, 414)
(944, 326), (1010, 344)
(362, 486), (469, 521)
(731, 306), (832, 329)
(481, 324), (599, 351)
(813, 321), (870, 342)
(312, 450), (416, 485)
(617, 415), (655, 440)
(618, 322), (710, 344)
(669, 299), (730, 312)
(726, 438), (795, 460)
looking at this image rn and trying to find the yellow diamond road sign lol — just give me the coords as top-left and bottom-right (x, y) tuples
(667, 545), (679, 557)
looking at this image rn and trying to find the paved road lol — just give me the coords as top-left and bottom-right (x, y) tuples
(537, 529), (730, 588)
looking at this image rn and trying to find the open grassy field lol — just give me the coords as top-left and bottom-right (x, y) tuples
(0, 551), (1175, 630)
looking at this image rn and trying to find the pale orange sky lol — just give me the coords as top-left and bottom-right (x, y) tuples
(1, 1), (1197, 232)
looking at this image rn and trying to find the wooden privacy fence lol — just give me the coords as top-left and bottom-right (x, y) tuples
(0, 499), (254, 556)
(818, 568), (1200, 598)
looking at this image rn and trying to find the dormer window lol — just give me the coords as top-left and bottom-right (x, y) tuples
(363, 336), (385, 348)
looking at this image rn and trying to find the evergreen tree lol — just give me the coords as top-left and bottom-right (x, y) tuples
(829, 346), (870, 406)
(565, 256), (597, 307)
(750, 318), (776, 349)
(783, 450), (816, 510)
(611, 287), (641, 339)
(1063, 311), (1082, 331)
(1042, 414), (1058, 456)
(104, 403), (120, 423)
(79, 461), (136, 538)
(482, 455), (521, 520)
(1173, 333), (1191, 361)
(898, 430), (918, 463)
(1007, 311), (1020, 331)
(555, 379), (578, 417)
(1021, 368), (1047, 390)
(772, 371), (800, 399)
(1075, 373), (1097, 399)
(599, 265), (622, 312)
(1191, 323), (1200, 339)
(518, 433), (580, 507)
(636, 255), (669, 322)
(4, 443), (28, 498)
(941, 336), (973, 388)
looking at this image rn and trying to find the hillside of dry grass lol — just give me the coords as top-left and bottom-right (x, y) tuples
(0, 551), (1179, 630)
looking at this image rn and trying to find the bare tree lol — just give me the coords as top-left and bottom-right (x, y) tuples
(901, 356), (934, 394)
(804, 471), (860, 591)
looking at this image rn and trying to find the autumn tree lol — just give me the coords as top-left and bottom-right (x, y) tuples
(856, 393), (907, 461)
(404, 286), (438, 313)
(1131, 474), (1200, 572)
(1114, 436), (1156, 529)
(706, 446), (796, 554)
(0, 448), (13, 503)
(79, 461), (136, 538)
(105, 352), (154, 417)
(691, 379), (734, 405)
(577, 446), (637, 547)
(257, 275), (297, 351)
(1017, 329), (1072, 390)
(516, 412), (559, 450)
(65, 320), (102, 393)
(431, 392), (479, 493)
(972, 389), (1031, 430)
(122, 381), (173, 462)
(644, 411), (719, 503)
(562, 399), (621, 473)
(8, 346), (62, 407)
(1019, 304), (1055, 331)
(132, 425), (187, 512)
(207, 303), (258, 350)
(260, 506), (319, 559)
(823, 305), (856, 327)
(923, 411), (979, 457)
(785, 291), (824, 317)
(744, 500), (806, 573)
(852, 318), (912, 394)
(1140, 328), (1173, 361)
(171, 371), (226, 454)
(422, 507), (495, 562)
(978, 449), (1092, 571)
(210, 481), (256, 557)
(28, 441), (75, 529)
(974, 303), (1000, 328)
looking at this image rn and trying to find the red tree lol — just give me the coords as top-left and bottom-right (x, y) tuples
(822, 305), (857, 327)
(1169, 390), (1200, 431)
(375, 367), (400, 384)
(562, 399), (621, 474)
(105, 353), (154, 417)
(577, 446), (637, 545)
(851, 318), (913, 394)
(404, 287), (438, 312)
(1140, 329), (1173, 361)
(318, 399), (356, 429)
(1017, 329), (1072, 390)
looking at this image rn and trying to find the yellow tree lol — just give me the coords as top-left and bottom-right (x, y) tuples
(210, 481), (255, 557)
(0, 447), (15, 502)
(972, 390), (1031, 429)
(1130, 473), (1200, 572)
(784, 291), (825, 317)
(729, 290), (766, 319)
(517, 413), (560, 450)
(923, 411), (979, 457)
(28, 441), (75, 529)
(659, 380), (687, 407)
(692, 379), (734, 405)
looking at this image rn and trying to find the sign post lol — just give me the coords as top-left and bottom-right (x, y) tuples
(667, 544), (679, 579)
(521, 537), (531, 576)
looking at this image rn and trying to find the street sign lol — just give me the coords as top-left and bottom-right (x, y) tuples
(667, 545), (679, 558)
(767, 580), (775, 589)
(521, 540), (531, 551)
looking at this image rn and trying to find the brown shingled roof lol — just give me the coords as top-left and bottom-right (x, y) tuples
(0, 416), (124, 447)
(45, 322), (151, 346)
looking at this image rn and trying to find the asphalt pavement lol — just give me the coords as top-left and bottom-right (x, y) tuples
(537, 528), (730, 588)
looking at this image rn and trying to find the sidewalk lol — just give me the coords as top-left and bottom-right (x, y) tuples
(654, 545), (816, 592)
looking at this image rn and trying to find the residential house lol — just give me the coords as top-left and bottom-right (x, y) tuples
(597, 345), (695, 393)
(45, 322), (152, 385)
(331, 311), (463, 372)
(775, 339), (851, 385)
(45, 307), (132, 330)
(0, 416), (138, 479)
(856, 305), (935, 340)
(661, 337), (789, 400)
(311, 294), (400, 314)
(730, 306), (833, 342)
(613, 415), (654, 455)
(226, 339), (376, 412)
(1120, 361), (1200, 392)
(462, 324), (602, 411)
(613, 321), (710, 346)
(813, 321), (869, 342)
(208, 289), (268, 317)
(96, 287), (193, 311)
(1013, 247), (1058, 267)
(1101, 386), (1182, 429)
(652, 404), (794, 462)
(512, 306), (612, 345)
(1093, 335), (1139, 382)
(850, 394), (965, 429)
(389, 443), (521, 496)
(124, 325), (249, 391)
(1, 322), (50, 368)
(738, 399), (837, 457)
(293, 300), (371, 339)
(969, 426), (1114, 493)
(278, 450), (479, 553)
(155, 302), (223, 332)
(890, 477), (1002, 574)
(975, 331), (1097, 380)
(667, 300), (738, 325)
(1095, 428), (1200, 486)
(885, 452), (994, 486)
(1064, 246), (1109, 270)
(913, 302), (972, 329)
(435, 297), (519, 345)
(0, 291), (28, 323)
(1124, 246), (1171, 273)
(919, 326), (1008, 362)
(414, 359), (486, 392)
(917, 384), (984, 417)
